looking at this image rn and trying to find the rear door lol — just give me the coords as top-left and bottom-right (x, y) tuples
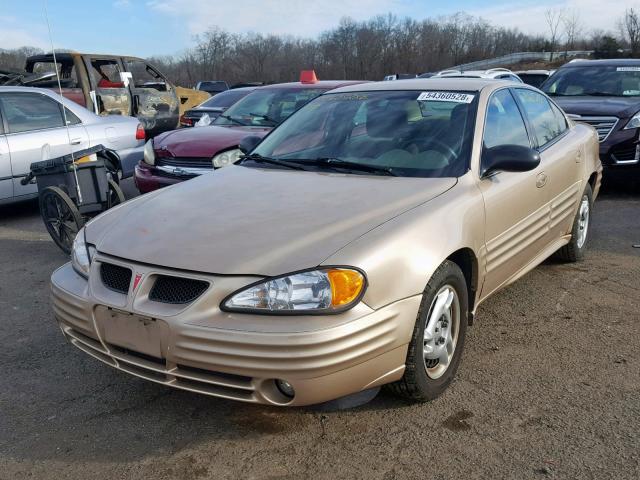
(513, 88), (581, 239)
(0, 92), (89, 198)
(122, 58), (179, 136)
(0, 110), (12, 200)
(83, 56), (132, 117)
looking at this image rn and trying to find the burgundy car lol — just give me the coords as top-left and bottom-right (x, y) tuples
(134, 73), (366, 193)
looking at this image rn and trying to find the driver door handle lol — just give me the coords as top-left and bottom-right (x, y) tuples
(70, 138), (82, 145)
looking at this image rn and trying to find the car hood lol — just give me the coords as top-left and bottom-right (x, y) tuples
(86, 166), (457, 276)
(153, 125), (271, 158)
(552, 96), (640, 118)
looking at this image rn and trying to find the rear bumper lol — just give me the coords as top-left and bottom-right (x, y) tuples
(51, 262), (418, 406)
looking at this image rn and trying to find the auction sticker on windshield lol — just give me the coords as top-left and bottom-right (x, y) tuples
(417, 91), (475, 103)
(617, 67), (640, 72)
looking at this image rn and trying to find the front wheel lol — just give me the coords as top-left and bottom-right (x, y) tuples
(387, 260), (468, 402)
(555, 184), (593, 262)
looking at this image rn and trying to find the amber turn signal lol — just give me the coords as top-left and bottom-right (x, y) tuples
(327, 269), (365, 307)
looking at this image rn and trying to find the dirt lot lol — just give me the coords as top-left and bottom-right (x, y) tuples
(0, 180), (638, 480)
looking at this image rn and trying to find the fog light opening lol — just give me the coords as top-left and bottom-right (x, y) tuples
(275, 379), (295, 398)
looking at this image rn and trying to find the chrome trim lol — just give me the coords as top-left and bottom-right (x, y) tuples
(155, 165), (213, 176)
(570, 115), (619, 143)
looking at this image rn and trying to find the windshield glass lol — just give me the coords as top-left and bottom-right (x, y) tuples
(543, 66), (640, 97)
(200, 89), (250, 109)
(251, 90), (477, 178)
(213, 88), (326, 127)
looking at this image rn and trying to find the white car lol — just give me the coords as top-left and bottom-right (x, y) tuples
(0, 86), (144, 204)
(432, 68), (523, 83)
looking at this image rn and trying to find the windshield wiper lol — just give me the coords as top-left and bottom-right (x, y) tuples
(291, 157), (397, 176)
(583, 91), (621, 97)
(238, 153), (308, 171)
(218, 114), (247, 126)
(249, 112), (279, 125)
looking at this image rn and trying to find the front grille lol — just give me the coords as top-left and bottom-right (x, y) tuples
(157, 156), (213, 169)
(100, 263), (132, 294)
(573, 116), (618, 142)
(149, 275), (209, 304)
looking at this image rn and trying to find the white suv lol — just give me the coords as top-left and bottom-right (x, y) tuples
(430, 68), (523, 83)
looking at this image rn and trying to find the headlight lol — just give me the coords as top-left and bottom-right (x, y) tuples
(624, 112), (640, 130)
(212, 148), (242, 168)
(143, 139), (155, 165)
(71, 228), (95, 278)
(222, 268), (366, 314)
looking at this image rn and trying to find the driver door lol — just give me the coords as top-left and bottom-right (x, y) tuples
(478, 88), (549, 297)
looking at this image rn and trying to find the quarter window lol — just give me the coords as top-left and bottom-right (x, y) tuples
(514, 89), (567, 147)
(483, 89), (530, 150)
(0, 93), (64, 133)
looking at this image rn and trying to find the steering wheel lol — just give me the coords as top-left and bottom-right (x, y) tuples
(402, 138), (458, 164)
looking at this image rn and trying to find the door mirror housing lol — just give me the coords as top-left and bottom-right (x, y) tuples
(481, 144), (540, 177)
(239, 135), (262, 154)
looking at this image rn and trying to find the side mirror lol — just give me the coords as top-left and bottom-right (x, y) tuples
(239, 135), (262, 154)
(481, 144), (540, 177)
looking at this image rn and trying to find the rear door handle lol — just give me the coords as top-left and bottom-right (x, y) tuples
(70, 138), (82, 145)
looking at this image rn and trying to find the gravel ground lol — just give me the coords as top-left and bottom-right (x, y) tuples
(0, 179), (638, 480)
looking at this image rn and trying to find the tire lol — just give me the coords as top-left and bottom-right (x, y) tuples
(387, 260), (469, 402)
(555, 184), (593, 263)
(107, 178), (126, 208)
(39, 186), (84, 254)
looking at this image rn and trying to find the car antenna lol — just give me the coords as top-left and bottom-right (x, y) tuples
(43, 0), (83, 204)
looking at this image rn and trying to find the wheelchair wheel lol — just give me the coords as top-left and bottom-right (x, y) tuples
(39, 186), (84, 254)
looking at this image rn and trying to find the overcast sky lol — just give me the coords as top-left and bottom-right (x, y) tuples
(0, 0), (636, 57)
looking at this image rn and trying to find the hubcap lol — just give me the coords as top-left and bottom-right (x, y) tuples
(423, 285), (460, 380)
(576, 196), (590, 249)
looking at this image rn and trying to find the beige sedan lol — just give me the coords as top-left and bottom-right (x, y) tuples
(52, 79), (601, 406)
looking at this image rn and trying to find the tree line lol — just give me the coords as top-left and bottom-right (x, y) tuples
(2, 9), (640, 87)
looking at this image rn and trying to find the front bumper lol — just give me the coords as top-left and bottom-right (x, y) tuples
(134, 161), (192, 194)
(600, 127), (640, 170)
(51, 258), (419, 406)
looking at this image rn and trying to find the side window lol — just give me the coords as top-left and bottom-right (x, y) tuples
(0, 93), (64, 133)
(514, 89), (567, 147)
(90, 59), (124, 89)
(483, 89), (530, 151)
(124, 60), (168, 91)
(64, 107), (82, 125)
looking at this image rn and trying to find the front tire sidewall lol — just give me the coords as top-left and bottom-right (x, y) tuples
(410, 262), (469, 400)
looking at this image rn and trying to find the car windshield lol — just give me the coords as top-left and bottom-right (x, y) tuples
(543, 66), (640, 97)
(213, 88), (326, 127)
(199, 89), (250, 109)
(250, 90), (477, 178)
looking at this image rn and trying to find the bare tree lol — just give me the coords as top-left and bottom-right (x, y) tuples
(545, 8), (564, 61)
(620, 8), (640, 55)
(563, 10), (582, 52)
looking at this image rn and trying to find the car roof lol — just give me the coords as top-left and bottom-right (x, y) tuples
(559, 58), (640, 68)
(257, 80), (368, 91)
(327, 77), (513, 94)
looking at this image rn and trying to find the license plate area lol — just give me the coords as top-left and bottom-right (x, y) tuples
(95, 306), (164, 359)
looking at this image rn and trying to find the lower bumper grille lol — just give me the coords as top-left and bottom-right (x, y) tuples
(60, 325), (257, 402)
(611, 144), (640, 163)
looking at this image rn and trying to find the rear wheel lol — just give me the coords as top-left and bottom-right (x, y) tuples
(555, 184), (593, 262)
(39, 186), (84, 254)
(387, 260), (468, 402)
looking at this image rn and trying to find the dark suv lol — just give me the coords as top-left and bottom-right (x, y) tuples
(542, 59), (640, 174)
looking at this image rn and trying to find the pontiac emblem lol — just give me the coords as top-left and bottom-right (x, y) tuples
(132, 273), (143, 292)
